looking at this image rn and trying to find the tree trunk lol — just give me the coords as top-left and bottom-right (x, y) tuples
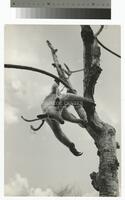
(81, 25), (119, 196)
(98, 125), (119, 196)
(88, 115), (119, 196)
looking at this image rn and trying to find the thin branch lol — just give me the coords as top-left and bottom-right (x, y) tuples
(97, 38), (121, 58)
(60, 86), (65, 92)
(95, 25), (104, 37)
(94, 25), (121, 58)
(64, 63), (83, 75)
(4, 64), (73, 90)
(71, 68), (83, 73)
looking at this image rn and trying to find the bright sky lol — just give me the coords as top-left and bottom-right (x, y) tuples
(4, 25), (120, 196)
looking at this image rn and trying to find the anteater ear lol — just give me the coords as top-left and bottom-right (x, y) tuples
(55, 97), (60, 107)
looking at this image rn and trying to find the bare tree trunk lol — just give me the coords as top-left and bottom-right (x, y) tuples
(81, 25), (119, 196)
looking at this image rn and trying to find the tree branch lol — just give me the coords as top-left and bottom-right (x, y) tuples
(94, 25), (121, 58)
(95, 25), (104, 37)
(4, 64), (72, 90)
(47, 40), (75, 92)
(97, 38), (121, 58)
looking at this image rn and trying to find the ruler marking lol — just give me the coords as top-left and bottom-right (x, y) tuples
(11, 0), (111, 8)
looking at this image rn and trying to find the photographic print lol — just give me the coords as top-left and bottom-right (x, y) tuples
(4, 25), (121, 196)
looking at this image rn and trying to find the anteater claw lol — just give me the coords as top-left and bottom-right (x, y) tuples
(69, 143), (83, 156)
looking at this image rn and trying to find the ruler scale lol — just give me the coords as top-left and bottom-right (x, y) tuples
(11, 0), (111, 8)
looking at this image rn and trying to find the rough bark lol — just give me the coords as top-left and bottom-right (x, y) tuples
(47, 26), (119, 196)
(81, 26), (119, 196)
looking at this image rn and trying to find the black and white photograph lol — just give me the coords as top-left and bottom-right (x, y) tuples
(4, 25), (121, 197)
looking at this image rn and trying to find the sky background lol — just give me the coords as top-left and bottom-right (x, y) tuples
(4, 25), (121, 196)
